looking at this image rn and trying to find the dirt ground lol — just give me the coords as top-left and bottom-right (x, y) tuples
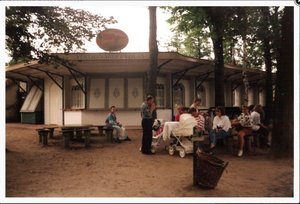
(5, 123), (295, 201)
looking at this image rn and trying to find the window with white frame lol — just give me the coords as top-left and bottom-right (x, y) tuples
(173, 83), (184, 107)
(71, 82), (85, 109)
(156, 84), (165, 107)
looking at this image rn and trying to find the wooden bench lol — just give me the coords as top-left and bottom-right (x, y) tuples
(41, 125), (58, 138)
(36, 128), (52, 146)
(227, 131), (260, 155)
(61, 128), (94, 149)
(94, 125), (114, 141)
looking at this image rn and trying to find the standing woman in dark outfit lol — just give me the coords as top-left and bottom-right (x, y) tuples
(140, 95), (156, 155)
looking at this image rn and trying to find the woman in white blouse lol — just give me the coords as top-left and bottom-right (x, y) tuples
(231, 105), (253, 157)
(208, 106), (232, 153)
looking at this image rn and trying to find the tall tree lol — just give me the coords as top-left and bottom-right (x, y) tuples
(147, 6), (158, 97)
(260, 7), (273, 125)
(205, 7), (230, 106)
(271, 7), (293, 158)
(6, 6), (116, 64)
(165, 7), (235, 106)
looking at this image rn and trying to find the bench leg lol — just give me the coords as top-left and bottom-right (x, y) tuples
(84, 130), (91, 148)
(193, 141), (198, 186)
(105, 130), (114, 141)
(245, 136), (254, 154)
(38, 132), (42, 143)
(226, 137), (234, 154)
(98, 127), (104, 136)
(41, 132), (48, 145)
(63, 132), (71, 149)
(75, 130), (83, 141)
(49, 128), (54, 139)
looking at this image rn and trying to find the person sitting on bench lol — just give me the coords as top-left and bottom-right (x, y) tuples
(105, 105), (131, 143)
(231, 105), (253, 157)
(250, 104), (269, 148)
(208, 106), (231, 154)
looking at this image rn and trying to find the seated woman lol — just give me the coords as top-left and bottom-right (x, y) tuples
(231, 105), (253, 157)
(208, 106), (231, 154)
(105, 105), (131, 143)
(189, 108), (205, 136)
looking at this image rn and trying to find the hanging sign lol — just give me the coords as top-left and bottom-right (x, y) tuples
(96, 29), (129, 51)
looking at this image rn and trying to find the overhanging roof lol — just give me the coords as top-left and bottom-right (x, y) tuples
(6, 52), (271, 86)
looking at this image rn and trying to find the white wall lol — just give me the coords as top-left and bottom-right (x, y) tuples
(127, 78), (143, 108)
(64, 109), (172, 126)
(64, 111), (83, 125)
(181, 79), (191, 107)
(108, 78), (125, 108)
(259, 90), (266, 106)
(44, 78), (63, 125)
(248, 88), (254, 106)
(89, 78), (105, 109)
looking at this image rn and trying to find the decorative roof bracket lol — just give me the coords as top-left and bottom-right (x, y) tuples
(157, 59), (173, 74)
(60, 63), (86, 95)
(196, 71), (213, 90)
(28, 66), (63, 90)
(10, 71), (43, 91)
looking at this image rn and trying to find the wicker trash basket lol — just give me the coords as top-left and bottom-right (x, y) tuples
(194, 151), (229, 189)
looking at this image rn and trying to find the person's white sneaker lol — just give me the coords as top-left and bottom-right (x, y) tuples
(238, 150), (243, 157)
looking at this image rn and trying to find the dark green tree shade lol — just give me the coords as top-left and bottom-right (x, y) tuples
(6, 6), (117, 64)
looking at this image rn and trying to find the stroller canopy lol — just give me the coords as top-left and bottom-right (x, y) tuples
(172, 113), (197, 137)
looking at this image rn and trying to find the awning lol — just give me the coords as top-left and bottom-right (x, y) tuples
(6, 52), (272, 86)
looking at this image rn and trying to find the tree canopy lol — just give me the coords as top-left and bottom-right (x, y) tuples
(164, 6), (283, 71)
(6, 6), (116, 64)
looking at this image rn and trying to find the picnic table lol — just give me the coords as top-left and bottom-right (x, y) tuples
(60, 124), (94, 148)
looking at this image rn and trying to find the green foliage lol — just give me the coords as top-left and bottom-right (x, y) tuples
(164, 6), (283, 71)
(6, 6), (117, 63)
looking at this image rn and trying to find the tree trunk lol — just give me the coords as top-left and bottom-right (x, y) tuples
(261, 7), (273, 125)
(147, 6), (158, 97)
(212, 34), (225, 107)
(242, 36), (249, 106)
(207, 8), (225, 107)
(271, 7), (293, 158)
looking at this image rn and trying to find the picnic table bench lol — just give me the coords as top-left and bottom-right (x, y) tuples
(60, 125), (94, 149)
(92, 125), (114, 141)
(35, 124), (59, 146)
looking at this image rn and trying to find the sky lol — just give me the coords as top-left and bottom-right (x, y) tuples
(3, 3), (174, 62)
(68, 5), (174, 53)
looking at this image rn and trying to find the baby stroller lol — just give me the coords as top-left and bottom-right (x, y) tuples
(151, 119), (166, 153)
(168, 114), (197, 158)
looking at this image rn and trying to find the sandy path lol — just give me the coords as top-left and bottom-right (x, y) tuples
(5, 123), (294, 199)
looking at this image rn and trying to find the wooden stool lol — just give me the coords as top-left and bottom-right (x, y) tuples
(36, 128), (51, 146)
(61, 129), (74, 149)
